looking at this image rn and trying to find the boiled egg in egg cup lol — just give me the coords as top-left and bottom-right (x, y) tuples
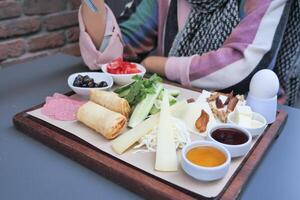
(247, 69), (279, 124)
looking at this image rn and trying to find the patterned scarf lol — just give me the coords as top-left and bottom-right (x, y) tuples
(167, 0), (240, 57)
(274, 0), (300, 106)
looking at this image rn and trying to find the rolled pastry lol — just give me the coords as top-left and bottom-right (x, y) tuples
(77, 101), (127, 139)
(90, 90), (131, 118)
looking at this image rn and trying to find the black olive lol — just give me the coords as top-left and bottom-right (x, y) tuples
(77, 75), (83, 82)
(88, 81), (94, 88)
(99, 81), (108, 87)
(82, 83), (88, 88)
(84, 79), (90, 84)
(83, 75), (90, 83)
(73, 80), (81, 87)
(75, 75), (82, 81)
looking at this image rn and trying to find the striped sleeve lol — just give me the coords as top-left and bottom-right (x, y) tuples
(165, 0), (289, 94)
(117, 0), (158, 61)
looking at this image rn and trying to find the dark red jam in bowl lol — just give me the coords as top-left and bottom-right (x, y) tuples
(211, 128), (249, 145)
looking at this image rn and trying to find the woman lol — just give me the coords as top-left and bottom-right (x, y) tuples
(79, 0), (289, 94)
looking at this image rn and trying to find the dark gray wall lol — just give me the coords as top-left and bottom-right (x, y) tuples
(105, 0), (130, 16)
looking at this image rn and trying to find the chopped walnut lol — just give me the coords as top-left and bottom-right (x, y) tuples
(206, 92), (220, 102)
(224, 91), (234, 105)
(227, 97), (239, 112)
(205, 91), (244, 122)
(216, 96), (224, 109)
(212, 108), (228, 123)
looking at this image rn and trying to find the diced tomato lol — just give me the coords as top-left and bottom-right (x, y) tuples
(106, 59), (141, 74)
(126, 68), (141, 74)
(107, 67), (118, 74)
(128, 63), (136, 69)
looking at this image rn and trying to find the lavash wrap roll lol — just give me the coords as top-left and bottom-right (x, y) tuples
(90, 90), (131, 118)
(77, 101), (127, 139)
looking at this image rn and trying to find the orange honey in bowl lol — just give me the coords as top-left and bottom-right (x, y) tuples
(186, 146), (227, 167)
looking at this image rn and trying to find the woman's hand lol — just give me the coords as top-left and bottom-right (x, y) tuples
(141, 56), (167, 76)
(81, 0), (106, 48)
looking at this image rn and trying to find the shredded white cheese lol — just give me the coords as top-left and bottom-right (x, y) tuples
(133, 117), (190, 153)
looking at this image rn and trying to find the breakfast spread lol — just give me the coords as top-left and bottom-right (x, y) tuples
(36, 64), (273, 187)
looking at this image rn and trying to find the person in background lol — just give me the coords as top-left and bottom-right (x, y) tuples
(79, 0), (291, 96)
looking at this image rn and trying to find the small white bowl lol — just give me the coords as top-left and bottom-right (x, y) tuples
(67, 72), (113, 96)
(101, 63), (146, 85)
(228, 112), (267, 137)
(207, 124), (252, 158)
(181, 141), (231, 181)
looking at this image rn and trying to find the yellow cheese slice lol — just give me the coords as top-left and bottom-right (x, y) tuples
(155, 89), (178, 171)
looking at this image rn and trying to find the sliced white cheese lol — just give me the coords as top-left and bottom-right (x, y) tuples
(180, 102), (216, 136)
(155, 89), (178, 171)
(236, 106), (253, 128)
(111, 101), (188, 154)
(251, 119), (264, 128)
(238, 115), (252, 128)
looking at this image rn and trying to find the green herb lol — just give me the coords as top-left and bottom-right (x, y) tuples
(128, 84), (163, 127)
(114, 74), (162, 107)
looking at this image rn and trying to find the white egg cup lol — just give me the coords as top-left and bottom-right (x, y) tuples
(246, 94), (277, 124)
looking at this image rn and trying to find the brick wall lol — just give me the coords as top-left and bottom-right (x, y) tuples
(0, 0), (81, 67)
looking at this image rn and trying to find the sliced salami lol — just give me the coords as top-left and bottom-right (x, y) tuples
(42, 94), (86, 121)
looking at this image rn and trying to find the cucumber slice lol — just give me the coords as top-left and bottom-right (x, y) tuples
(128, 84), (163, 128)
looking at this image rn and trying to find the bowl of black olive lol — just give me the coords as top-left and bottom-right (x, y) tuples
(68, 72), (113, 96)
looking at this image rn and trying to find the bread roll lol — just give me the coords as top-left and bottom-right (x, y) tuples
(77, 101), (127, 139)
(90, 90), (131, 118)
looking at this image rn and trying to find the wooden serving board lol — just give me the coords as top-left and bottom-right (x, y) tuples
(13, 83), (288, 200)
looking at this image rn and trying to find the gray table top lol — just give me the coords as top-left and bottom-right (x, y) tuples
(1, 54), (299, 200)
